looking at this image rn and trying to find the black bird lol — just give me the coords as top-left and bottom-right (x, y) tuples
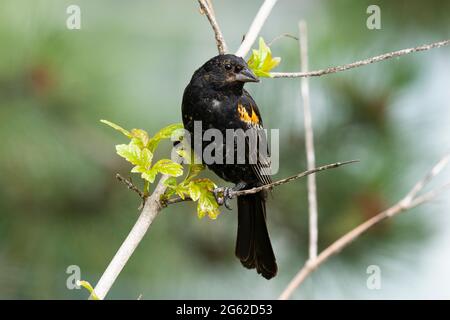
(182, 54), (277, 279)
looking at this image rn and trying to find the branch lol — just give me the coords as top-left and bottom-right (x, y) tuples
(116, 173), (144, 199)
(102, 160), (358, 299)
(91, 174), (171, 300)
(164, 160), (359, 206)
(298, 21), (318, 260)
(198, 0), (228, 54)
(235, 0), (278, 58)
(271, 39), (450, 78)
(278, 154), (450, 300)
(268, 33), (298, 46)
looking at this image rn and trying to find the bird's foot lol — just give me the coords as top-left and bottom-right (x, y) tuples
(213, 183), (247, 210)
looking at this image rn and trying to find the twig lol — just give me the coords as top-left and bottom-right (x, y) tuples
(116, 173), (144, 199)
(298, 21), (318, 260)
(401, 154), (450, 206)
(234, 160), (359, 197)
(235, 0), (278, 57)
(90, 174), (171, 300)
(164, 160), (359, 206)
(278, 154), (450, 300)
(271, 39), (450, 78)
(198, 0), (228, 54)
(268, 33), (298, 46)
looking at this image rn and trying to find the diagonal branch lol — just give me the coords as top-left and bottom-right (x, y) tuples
(278, 154), (450, 300)
(116, 173), (144, 199)
(198, 0), (228, 54)
(298, 21), (319, 260)
(90, 174), (172, 300)
(271, 39), (450, 78)
(163, 160), (359, 205)
(235, 0), (278, 58)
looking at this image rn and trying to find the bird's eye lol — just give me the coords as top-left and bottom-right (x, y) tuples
(224, 63), (232, 71)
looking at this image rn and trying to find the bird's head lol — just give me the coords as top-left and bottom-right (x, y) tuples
(193, 54), (259, 90)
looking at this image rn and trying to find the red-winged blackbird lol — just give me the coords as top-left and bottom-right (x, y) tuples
(182, 54), (277, 279)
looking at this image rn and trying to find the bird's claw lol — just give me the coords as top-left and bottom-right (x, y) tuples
(213, 187), (234, 210)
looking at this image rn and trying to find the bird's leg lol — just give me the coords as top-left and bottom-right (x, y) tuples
(213, 182), (247, 210)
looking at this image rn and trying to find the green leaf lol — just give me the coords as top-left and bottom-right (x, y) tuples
(184, 178), (219, 219)
(116, 143), (142, 166)
(193, 178), (217, 192)
(100, 119), (132, 138)
(140, 148), (153, 167)
(103, 121), (191, 195)
(163, 176), (178, 188)
(197, 190), (220, 219)
(175, 183), (190, 199)
(185, 163), (205, 182)
(130, 129), (150, 148)
(77, 280), (100, 300)
(141, 170), (159, 183)
(140, 159), (183, 183)
(188, 182), (202, 201)
(116, 142), (153, 170)
(258, 36), (269, 63)
(247, 37), (281, 78)
(152, 159), (184, 177)
(148, 123), (184, 152)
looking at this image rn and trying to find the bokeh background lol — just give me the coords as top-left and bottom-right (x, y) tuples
(0, 0), (449, 299)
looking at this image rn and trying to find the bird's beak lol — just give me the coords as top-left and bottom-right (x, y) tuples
(235, 67), (259, 83)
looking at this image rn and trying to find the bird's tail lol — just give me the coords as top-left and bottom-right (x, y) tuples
(236, 190), (277, 279)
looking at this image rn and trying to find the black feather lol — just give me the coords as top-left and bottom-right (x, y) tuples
(236, 191), (277, 279)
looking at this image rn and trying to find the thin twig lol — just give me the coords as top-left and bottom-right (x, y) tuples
(268, 33), (299, 46)
(299, 21), (318, 260)
(235, 0), (278, 57)
(198, 0), (228, 54)
(278, 154), (450, 300)
(401, 154), (450, 206)
(90, 174), (171, 300)
(271, 39), (450, 78)
(116, 173), (144, 199)
(164, 160), (359, 206)
(234, 160), (359, 197)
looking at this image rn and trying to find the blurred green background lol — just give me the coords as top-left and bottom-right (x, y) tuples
(0, 0), (449, 299)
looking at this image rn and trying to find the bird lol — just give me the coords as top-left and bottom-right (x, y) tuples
(181, 54), (277, 279)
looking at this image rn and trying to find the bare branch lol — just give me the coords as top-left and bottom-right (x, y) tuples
(164, 160), (359, 206)
(298, 21), (318, 260)
(409, 182), (450, 208)
(268, 33), (298, 46)
(235, 0), (278, 57)
(91, 174), (171, 300)
(198, 0), (228, 54)
(233, 160), (359, 197)
(271, 39), (450, 78)
(400, 154), (450, 206)
(116, 173), (144, 199)
(278, 154), (450, 300)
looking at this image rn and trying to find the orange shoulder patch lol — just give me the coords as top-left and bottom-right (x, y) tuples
(237, 103), (260, 125)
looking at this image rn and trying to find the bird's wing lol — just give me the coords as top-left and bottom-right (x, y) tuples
(237, 91), (272, 186)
